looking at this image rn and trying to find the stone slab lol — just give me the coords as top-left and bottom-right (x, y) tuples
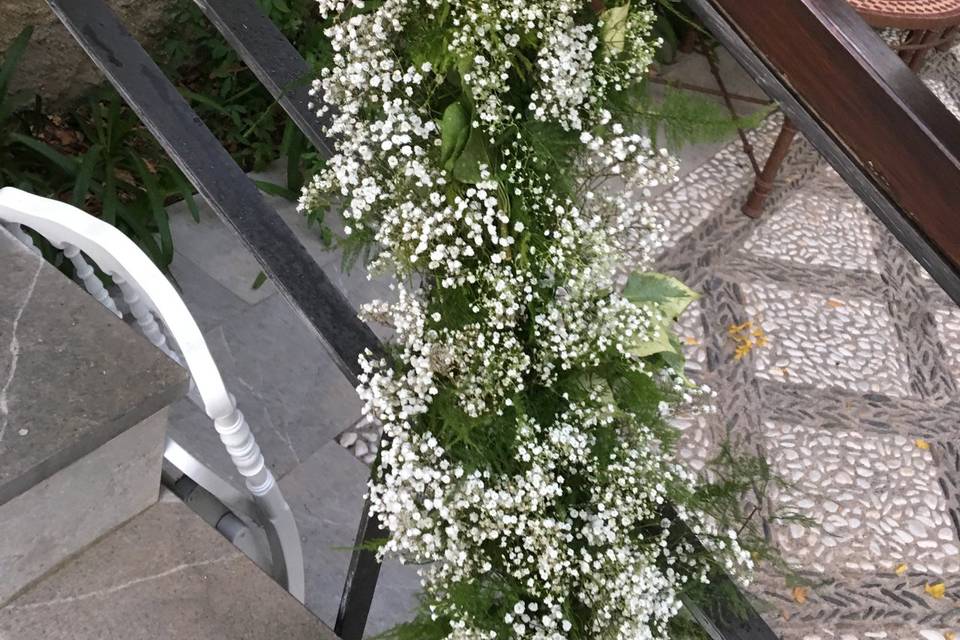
(167, 167), (340, 306)
(169, 166), (397, 337)
(278, 442), (420, 636)
(0, 407), (167, 605)
(0, 491), (338, 640)
(168, 252), (249, 334)
(660, 48), (769, 113)
(167, 199), (278, 305)
(167, 295), (362, 487)
(0, 228), (189, 507)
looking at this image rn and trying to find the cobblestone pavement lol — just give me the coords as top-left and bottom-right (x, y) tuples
(641, 48), (960, 639)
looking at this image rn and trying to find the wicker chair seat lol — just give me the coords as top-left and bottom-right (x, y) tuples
(849, 0), (960, 29)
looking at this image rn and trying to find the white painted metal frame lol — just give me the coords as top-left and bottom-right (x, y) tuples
(0, 187), (305, 602)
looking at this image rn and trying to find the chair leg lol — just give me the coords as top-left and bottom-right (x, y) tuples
(742, 118), (798, 219)
(900, 30), (935, 71)
(937, 26), (957, 52)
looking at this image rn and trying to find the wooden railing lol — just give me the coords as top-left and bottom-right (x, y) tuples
(687, 0), (960, 307)
(42, 0), (960, 639)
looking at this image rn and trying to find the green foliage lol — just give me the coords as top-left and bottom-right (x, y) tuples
(155, 0), (330, 178)
(0, 0), (334, 270)
(0, 27), (47, 193)
(1, 29), (196, 271)
(601, 4), (632, 55)
(300, 1), (790, 634)
(450, 128), (490, 184)
(439, 101), (470, 168)
(652, 0), (700, 63)
(624, 272), (699, 320)
(626, 82), (773, 150)
(620, 273), (697, 358)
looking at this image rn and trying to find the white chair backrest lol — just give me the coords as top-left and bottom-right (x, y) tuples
(0, 187), (303, 600)
(0, 187), (234, 422)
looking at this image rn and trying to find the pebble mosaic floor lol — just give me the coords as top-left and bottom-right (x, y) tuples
(330, 47), (960, 640)
(640, 48), (960, 639)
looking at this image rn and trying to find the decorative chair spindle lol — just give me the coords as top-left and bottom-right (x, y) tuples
(2, 222), (40, 255)
(114, 274), (179, 361)
(0, 187), (305, 602)
(62, 244), (122, 317)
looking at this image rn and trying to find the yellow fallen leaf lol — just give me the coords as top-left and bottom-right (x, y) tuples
(915, 439), (930, 450)
(895, 563), (908, 576)
(826, 298), (844, 309)
(728, 320), (753, 334)
(684, 336), (700, 346)
(792, 586), (808, 604)
(728, 319), (768, 361)
(945, 632), (956, 640)
(924, 582), (946, 599)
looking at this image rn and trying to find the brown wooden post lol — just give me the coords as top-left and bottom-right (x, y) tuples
(679, 26), (700, 53)
(742, 118), (798, 218)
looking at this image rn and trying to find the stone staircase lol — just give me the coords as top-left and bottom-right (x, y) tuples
(0, 227), (338, 638)
(0, 492), (335, 640)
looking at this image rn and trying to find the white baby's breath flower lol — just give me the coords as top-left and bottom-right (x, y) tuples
(298, 0), (753, 637)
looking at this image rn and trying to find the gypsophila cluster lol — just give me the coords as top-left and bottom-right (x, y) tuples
(300, 0), (758, 637)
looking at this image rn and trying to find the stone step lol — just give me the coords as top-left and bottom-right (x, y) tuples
(0, 490), (338, 639)
(0, 227), (189, 605)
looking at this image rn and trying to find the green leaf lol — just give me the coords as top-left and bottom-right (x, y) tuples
(9, 133), (79, 175)
(623, 271), (699, 320)
(627, 326), (675, 358)
(72, 144), (103, 207)
(0, 26), (33, 99)
(660, 333), (686, 371)
(455, 56), (475, 109)
(457, 55), (473, 82)
(170, 170), (201, 223)
(439, 101), (469, 169)
(254, 179), (298, 200)
(129, 151), (174, 266)
(113, 199), (163, 263)
(653, 14), (678, 64)
(601, 3), (631, 55)
(251, 271), (268, 290)
(452, 128), (489, 184)
(282, 120), (306, 193)
(179, 86), (243, 128)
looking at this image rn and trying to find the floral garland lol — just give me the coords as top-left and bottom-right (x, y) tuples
(300, 0), (757, 637)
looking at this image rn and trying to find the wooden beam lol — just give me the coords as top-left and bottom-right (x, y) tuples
(689, 0), (960, 305)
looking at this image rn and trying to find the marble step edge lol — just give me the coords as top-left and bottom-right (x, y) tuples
(0, 489), (339, 640)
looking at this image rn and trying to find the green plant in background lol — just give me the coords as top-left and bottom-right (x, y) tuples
(156, 0), (332, 185)
(1, 27), (197, 272)
(1, 0), (759, 274)
(0, 27), (49, 194)
(15, 90), (201, 271)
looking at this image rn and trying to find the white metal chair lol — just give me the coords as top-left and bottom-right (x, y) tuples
(0, 186), (305, 602)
